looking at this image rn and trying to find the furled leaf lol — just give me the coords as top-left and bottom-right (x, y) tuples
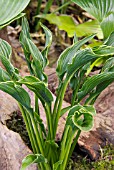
(72, 112), (94, 131)
(21, 154), (47, 170)
(0, 39), (19, 80)
(56, 34), (95, 80)
(0, 0), (30, 28)
(0, 81), (31, 109)
(72, 0), (114, 38)
(18, 76), (53, 104)
(37, 14), (102, 38)
(66, 104), (95, 131)
(78, 72), (114, 102)
(40, 22), (52, 65)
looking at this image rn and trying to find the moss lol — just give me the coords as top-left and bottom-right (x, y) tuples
(67, 144), (114, 170)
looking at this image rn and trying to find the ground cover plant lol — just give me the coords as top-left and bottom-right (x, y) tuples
(0, 15), (114, 170)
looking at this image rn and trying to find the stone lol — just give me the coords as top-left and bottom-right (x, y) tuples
(0, 122), (37, 170)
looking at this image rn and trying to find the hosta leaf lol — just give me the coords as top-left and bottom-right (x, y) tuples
(20, 18), (47, 81)
(66, 48), (98, 79)
(37, 14), (102, 38)
(0, 13), (25, 29)
(93, 45), (114, 56)
(0, 39), (12, 59)
(102, 57), (114, 72)
(0, 67), (10, 82)
(101, 13), (114, 39)
(0, 0), (30, 28)
(21, 154), (47, 170)
(0, 39), (19, 80)
(72, 112), (94, 131)
(104, 31), (114, 46)
(72, 0), (114, 38)
(40, 22), (52, 65)
(18, 76), (53, 104)
(78, 72), (114, 102)
(56, 34), (95, 80)
(66, 104), (95, 131)
(0, 81), (31, 109)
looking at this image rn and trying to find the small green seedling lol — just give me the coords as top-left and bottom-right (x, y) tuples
(0, 17), (114, 170)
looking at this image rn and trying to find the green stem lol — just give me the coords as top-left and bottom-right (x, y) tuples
(36, 0), (42, 15)
(43, 0), (54, 14)
(68, 130), (81, 161)
(45, 105), (53, 139)
(35, 0), (54, 30)
(52, 1), (71, 14)
(29, 110), (51, 170)
(59, 126), (70, 161)
(53, 78), (69, 138)
(18, 104), (38, 153)
(60, 130), (76, 170)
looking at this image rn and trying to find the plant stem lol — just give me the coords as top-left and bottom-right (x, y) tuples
(52, 1), (72, 14)
(18, 104), (38, 153)
(53, 78), (69, 138)
(68, 130), (81, 161)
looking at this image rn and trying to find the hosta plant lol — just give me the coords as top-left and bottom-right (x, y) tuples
(0, 17), (114, 170)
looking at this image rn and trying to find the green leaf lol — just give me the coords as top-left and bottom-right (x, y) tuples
(0, 13), (25, 29)
(0, 0), (30, 28)
(40, 22), (52, 66)
(104, 31), (114, 46)
(37, 14), (102, 38)
(60, 106), (71, 117)
(93, 45), (114, 56)
(56, 34), (95, 80)
(72, 112), (94, 131)
(20, 18), (47, 81)
(0, 67), (10, 82)
(102, 57), (114, 72)
(78, 72), (114, 102)
(66, 48), (98, 79)
(72, 0), (114, 38)
(53, 160), (63, 170)
(0, 81), (31, 109)
(21, 154), (47, 170)
(66, 104), (95, 132)
(18, 76), (53, 104)
(0, 39), (19, 80)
